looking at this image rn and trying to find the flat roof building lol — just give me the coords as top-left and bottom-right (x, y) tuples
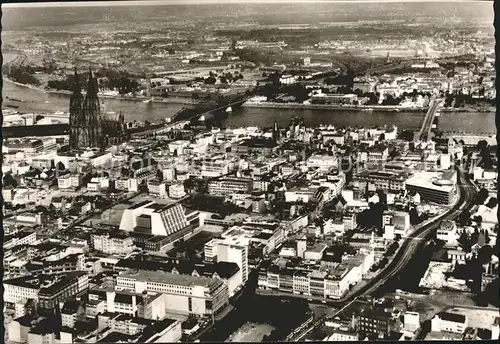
(116, 270), (229, 317)
(405, 171), (456, 204)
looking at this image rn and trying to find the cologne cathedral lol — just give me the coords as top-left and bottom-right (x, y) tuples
(69, 67), (128, 151)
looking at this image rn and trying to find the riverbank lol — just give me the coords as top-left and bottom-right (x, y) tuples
(243, 101), (424, 112)
(3, 76), (47, 93)
(46, 88), (199, 105)
(3, 77), (197, 105)
(98, 94), (197, 105)
(242, 101), (495, 113)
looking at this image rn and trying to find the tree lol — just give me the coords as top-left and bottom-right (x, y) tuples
(48, 203), (57, 214)
(458, 231), (472, 252)
(367, 92), (378, 105)
(409, 207), (420, 225)
(389, 149), (399, 160)
(267, 183), (276, 193)
(56, 161), (66, 172)
(476, 245), (493, 265)
(457, 209), (471, 226)
(204, 76), (217, 85)
(8, 65), (41, 86)
(473, 215), (483, 226)
(120, 167), (129, 177)
(156, 169), (163, 182)
(398, 130), (414, 142)
(3, 173), (18, 188)
(382, 94), (399, 106)
(477, 140), (488, 152)
(486, 198), (497, 208)
(376, 189), (387, 204)
(286, 85), (310, 103)
(475, 188), (489, 205)
(35, 205), (49, 214)
(471, 227), (480, 244)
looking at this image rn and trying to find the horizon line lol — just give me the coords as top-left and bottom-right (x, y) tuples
(2, 0), (491, 9)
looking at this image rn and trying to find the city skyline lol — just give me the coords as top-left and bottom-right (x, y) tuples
(2, 0), (497, 343)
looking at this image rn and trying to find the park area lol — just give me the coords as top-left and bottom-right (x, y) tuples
(227, 322), (275, 342)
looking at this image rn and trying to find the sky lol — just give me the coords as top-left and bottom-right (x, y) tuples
(2, 0), (488, 8)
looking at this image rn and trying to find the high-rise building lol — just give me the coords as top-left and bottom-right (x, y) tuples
(217, 240), (248, 284)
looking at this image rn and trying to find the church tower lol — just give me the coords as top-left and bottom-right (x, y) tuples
(82, 67), (104, 150)
(272, 120), (280, 142)
(69, 66), (128, 151)
(69, 67), (84, 151)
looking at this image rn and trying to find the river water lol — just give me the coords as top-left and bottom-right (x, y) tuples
(3, 80), (495, 133)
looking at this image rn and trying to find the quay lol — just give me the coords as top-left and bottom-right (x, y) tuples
(242, 101), (426, 112)
(242, 101), (494, 113)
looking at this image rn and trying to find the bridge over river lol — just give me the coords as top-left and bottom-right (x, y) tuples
(170, 90), (259, 124)
(413, 97), (442, 142)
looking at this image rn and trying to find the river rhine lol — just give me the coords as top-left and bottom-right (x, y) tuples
(3, 80), (495, 133)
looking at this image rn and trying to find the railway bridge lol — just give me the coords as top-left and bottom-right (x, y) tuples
(170, 92), (252, 123)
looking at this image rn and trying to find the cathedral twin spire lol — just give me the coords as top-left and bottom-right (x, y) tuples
(72, 66), (81, 95)
(69, 66), (103, 151)
(86, 66), (99, 99)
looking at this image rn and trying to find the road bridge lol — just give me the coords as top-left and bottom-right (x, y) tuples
(414, 98), (441, 142)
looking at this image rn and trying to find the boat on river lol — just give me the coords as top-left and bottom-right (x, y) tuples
(7, 96), (24, 102)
